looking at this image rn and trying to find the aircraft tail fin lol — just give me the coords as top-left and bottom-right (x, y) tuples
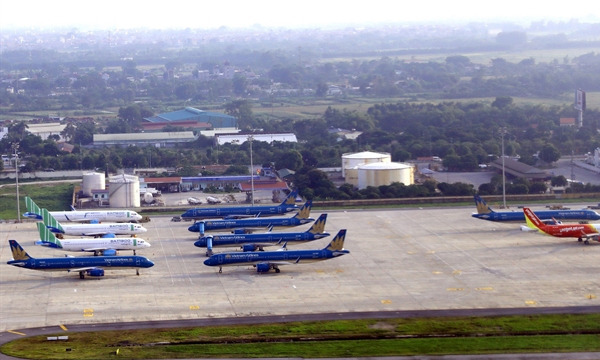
(282, 190), (298, 206)
(474, 195), (494, 214)
(293, 200), (312, 219)
(37, 222), (62, 247)
(42, 208), (64, 233)
(307, 214), (327, 234)
(25, 196), (42, 215)
(8, 240), (32, 260)
(325, 229), (347, 251)
(523, 207), (548, 234)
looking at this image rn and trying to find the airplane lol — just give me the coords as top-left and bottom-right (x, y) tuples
(180, 190), (299, 221)
(35, 222), (151, 256)
(6, 239), (154, 279)
(23, 196), (143, 223)
(471, 194), (600, 223)
(195, 213), (329, 256)
(203, 229), (349, 273)
(187, 200), (314, 235)
(523, 207), (600, 245)
(41, 208), (147, 237)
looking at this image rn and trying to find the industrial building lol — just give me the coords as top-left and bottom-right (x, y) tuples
(341, 151), (414, 189)
(93, 131), (198, 148)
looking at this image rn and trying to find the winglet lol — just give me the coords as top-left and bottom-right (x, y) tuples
(523, 207), (548, 234)
(293, 200), (312, 219)
(8, 240), (32, 261)
(42, 208), (64, 233)
(325, 229), (347, 251)
(474, 195), (493, 214)
(307, 214), (327, 234)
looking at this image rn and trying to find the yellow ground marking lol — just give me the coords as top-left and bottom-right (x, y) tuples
(587, 294), (597, 300)
(432, 271), (442, 275)
(7, 330), (26, 336)
(427, 250), (435, 254)
(476, 287), (494, 291)
(447, 288), (464, 291)
(381, 299), (392, 304)
(525, 300), (537, 305)
(59, 324), (68, 331)
(83, 308), (94, 317)
(452, 270), (462, 275)
(189, 305), (199, 310)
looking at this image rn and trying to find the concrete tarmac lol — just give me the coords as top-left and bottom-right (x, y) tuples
(1, 205), (599, 333)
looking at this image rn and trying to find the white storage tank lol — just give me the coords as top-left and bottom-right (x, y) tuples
(342, 151), (391, 178)
(108, 174), (140, 208)
(81, 172), (105, 197)
(357, 162), (413, 190)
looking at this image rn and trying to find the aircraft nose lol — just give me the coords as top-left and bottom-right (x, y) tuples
(203, 258), (214, 266)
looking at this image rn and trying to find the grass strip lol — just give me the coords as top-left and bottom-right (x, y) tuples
(3, 314), (600, 359)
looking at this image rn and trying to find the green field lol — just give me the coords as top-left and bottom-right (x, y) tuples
(0, 182), (74, 221)
(2, 314), (600, 359)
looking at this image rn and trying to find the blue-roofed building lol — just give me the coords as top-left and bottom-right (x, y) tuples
(143, 107), (237, 130)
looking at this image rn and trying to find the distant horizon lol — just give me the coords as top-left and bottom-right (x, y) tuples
(2, 0), (599, 32)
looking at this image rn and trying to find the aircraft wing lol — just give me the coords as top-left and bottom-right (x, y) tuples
(581, 232), (600, 239)
(260, 261), (295, 267)
(81, 247), (109, 252)
(80, 231), (110, 236)
(68, 266), (102, 273)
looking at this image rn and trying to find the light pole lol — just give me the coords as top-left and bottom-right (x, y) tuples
(249, 135), (254, 206)
(12, 143), (21, 223)
(500, 128), (507, 209)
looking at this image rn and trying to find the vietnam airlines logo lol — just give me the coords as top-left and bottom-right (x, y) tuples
(326, 230), (346, 251)
(297, 202), (311, 219)
(10, 242), (30, 260)
(285, 195), (295, 205)
(475, 197), (489, 214)
(310, 216), (326, 234)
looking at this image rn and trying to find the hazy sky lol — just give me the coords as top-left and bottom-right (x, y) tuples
(1, 0), (599, 30)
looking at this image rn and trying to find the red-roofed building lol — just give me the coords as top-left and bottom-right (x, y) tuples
(560, 117), (576, 127)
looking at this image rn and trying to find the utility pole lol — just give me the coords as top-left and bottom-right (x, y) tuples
(249, 135), (254, 206)
(12, 143), (21, 223)
(500, 128), (507, 209)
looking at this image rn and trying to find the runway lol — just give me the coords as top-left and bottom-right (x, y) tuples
(1, 205), (599, 334)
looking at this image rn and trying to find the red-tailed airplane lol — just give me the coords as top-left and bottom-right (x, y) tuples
(523, 207), (600, 245)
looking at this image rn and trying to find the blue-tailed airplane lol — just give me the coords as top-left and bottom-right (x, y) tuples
(23, 196), (143, 223)
(471, 194), (600, 223)
(195, 213), (329, 256)
(203, 229), (349, 273)
(188, 200), (314, 235)
(180, 191), (299, 221)
(6, 240), (154, 279)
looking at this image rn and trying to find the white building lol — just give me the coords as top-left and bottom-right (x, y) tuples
(215, 133), (297, 146)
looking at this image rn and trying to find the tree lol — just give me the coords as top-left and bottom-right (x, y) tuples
(275, 150), (303, 171)
(539, 143), (561, 164)
(224, 100), (253, 130)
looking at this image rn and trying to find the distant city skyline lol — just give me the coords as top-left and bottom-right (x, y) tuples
(1, 0), (599, 31)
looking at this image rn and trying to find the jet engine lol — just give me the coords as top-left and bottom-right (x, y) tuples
(242, 244), (259, 252)
(255, 263), (271, 273)
(102, 249), (117, 256)
(87, 269), (105, 277)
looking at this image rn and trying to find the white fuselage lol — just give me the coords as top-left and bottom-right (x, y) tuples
(50, 210), (142, 223)
(56, 223), (147, 237)
(45, 237), (151, 253)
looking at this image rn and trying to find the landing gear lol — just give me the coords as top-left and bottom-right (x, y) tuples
(578, 237), (583, 242)
(218, 267), (222, 274)
(136, 269), (140, 276)
(79, 272), (85, 279)
(274, 266), (280, 273)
